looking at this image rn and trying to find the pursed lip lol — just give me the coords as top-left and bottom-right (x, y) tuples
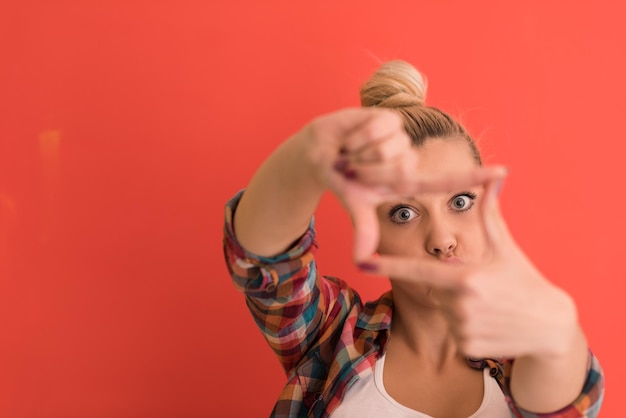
(439, 256), (463, 265)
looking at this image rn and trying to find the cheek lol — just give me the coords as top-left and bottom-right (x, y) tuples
(377, 224), (423, 256)
(458, 217), (489, 259)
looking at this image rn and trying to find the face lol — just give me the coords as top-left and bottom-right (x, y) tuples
(376, 138), (487, 306)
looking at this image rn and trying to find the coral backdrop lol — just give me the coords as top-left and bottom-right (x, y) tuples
(1, 1), (624, 417)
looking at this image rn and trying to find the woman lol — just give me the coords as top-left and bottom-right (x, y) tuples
(223, 60), (604, 417)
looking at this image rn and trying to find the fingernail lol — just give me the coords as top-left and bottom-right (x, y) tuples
(333, 159), (348, 172)
(357, 262), (378, 272)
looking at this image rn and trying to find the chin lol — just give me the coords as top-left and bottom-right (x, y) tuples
(391, 280), (439, 308)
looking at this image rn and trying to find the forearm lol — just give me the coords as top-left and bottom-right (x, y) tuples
(234, 130), (326, 257)
(225, 187), (326, 373)
(510, 322), (589, 413)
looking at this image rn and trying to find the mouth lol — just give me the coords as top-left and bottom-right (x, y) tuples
(439, 256), (463, 265)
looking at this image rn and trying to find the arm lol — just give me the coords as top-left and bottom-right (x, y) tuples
(234, 107), (414, 261)
(507, 298), (605, 416)
(224, 191), (357, 373)
(233, 128), (325, 258)
(509, 300), (587, 411)
(225, 108), (411, 372)
(223, 119), (332, 373)
(497, 350), (604, 417)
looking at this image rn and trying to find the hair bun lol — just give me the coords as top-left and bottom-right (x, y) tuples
(360, 60), (427, 108)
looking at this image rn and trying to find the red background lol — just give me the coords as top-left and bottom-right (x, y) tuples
(1, 1), (624, 417)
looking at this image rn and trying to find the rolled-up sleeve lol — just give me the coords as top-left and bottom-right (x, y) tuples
(223, 190), (336, 373)
(223, 190), (317, 298)
(504, 351), (605, 417)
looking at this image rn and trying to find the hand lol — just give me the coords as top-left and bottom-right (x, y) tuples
(357, 176), (579, 359)
(301, 107), (507, 261)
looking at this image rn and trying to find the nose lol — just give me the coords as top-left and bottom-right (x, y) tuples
(425, 216), (457, 257)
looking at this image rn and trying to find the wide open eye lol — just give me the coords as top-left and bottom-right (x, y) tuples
(450, 193), (476, 212)
(389, 206), (418, 224)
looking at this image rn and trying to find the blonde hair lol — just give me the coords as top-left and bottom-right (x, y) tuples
(360, 60), (481, 164)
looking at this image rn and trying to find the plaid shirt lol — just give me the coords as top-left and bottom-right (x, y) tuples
(223, 191), (604, 418)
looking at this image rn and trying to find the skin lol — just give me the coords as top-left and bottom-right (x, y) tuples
(376, 139), (487, 305)
(234, 108), (589, 416)
(369, 139), (489, 417)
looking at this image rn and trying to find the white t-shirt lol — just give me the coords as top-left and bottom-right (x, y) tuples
(332, 353), (510, 417)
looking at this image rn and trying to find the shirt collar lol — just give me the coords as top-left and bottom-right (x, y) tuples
(356, 290), (394, 332)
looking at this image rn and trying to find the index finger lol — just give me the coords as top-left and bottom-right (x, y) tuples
(342, 109), (406, 154)
(358, 255), (465, 290)
(397, 166), (508, 196)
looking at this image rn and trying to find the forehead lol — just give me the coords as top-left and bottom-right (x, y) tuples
(415, 138), (479, 175)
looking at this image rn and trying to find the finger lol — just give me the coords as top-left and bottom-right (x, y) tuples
(347, 198), (381, 262)
(344, 164), (507, 196)
(335, 180), (390, 262)
(340, 150), (419, 191)
(403, 166), (508, 195)
(315, 108), (390, 154)
(479, 175), (511, 249)
(341, 109), (406, 153)
(319, 108), (379, 137)
(358, 255), (464, 289)
(347, 131), (412, 164)
(329, 167), (393, 262)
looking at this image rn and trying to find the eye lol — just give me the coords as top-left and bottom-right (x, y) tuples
(450, 193), (476, 212)
(389, 206), (418, 224)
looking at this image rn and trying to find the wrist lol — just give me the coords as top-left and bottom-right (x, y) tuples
(277, 130), (327, 193)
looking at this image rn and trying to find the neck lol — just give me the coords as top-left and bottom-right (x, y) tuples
(389, 284), (461, 371)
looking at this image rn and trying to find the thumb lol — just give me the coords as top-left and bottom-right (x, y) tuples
(349, 200), (380, 263)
